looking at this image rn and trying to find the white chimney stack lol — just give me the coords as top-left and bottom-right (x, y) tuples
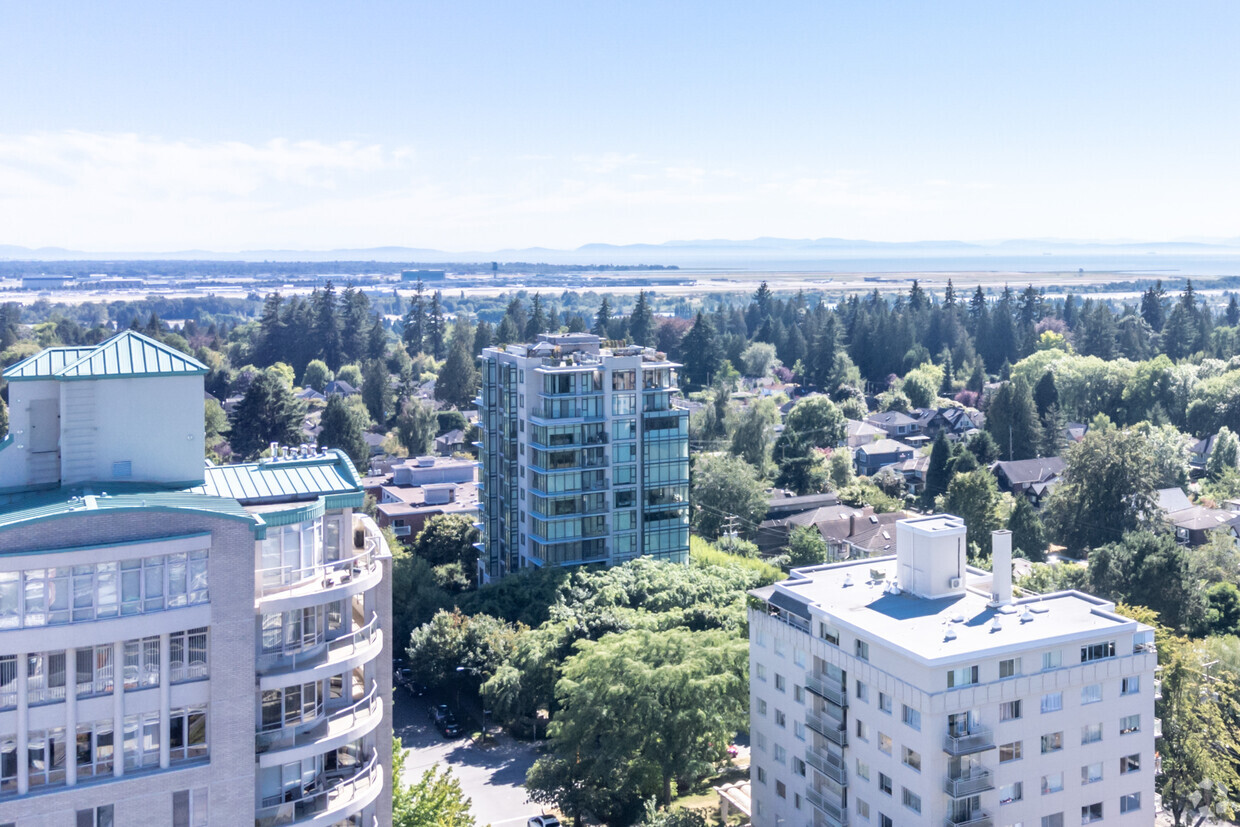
(990, 529), (1013, 608)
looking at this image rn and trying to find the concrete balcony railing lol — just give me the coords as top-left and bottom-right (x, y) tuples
(944, 813), (992, 827)
(944, 767), (994, 797)
(257, 681), (382, 755)
(806, 711), (847, 746)
(255, 752), (382, 827)
(805, 787), (848, 826)
(805, 674), (848, 707)
(942, 727), (995, 755)
(805, 746), (847, 785)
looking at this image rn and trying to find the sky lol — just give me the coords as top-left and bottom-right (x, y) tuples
(1, 1), (1238, 252)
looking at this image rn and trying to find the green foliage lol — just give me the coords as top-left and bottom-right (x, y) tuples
(336, 362), (363, 388)
(392, 743), (477, 827)
(826, 448), (856, 489)
(1045, 418), (1159, 555)
(937, 469), (1003, 559)
(837, 480), (902, 513)
(1208, 426), (1240, 480)
(921, 433), (951, 507)
(985, 376), (1042, 461)
(457, 565), (572, 628)
(727, 397), (778, 471)
(1204, 582), (1240, 637)
(1006, 497), (1047, 561)
(301, 359), (332, 392)
(1014, 562), (1089, 595)
(361, 357), (392, 425)
(228, 369), (308, 458)
(436, 410), (468, 436)
(1089, 530), (1193, 630)
(390, 542), (449, 654)
(528, 627), (748, 821)
(412, 512), (481, 575)
(690, 453), (768, 539)
(688, 535), (783, 585)
(1131, 421), (1192, 488)
(900, 362), (944, 409)
(774, 396), (846, 494)
(435, 317), (480, 409)
(739, 341), (778, 377)
(636, 800), (712, 827)
(395, 399), (438, 456)
(787, 524), (830, 567)
(0, 395), (7, 439)
(317, 394), (370, 468)
(405, 609), (519, 690)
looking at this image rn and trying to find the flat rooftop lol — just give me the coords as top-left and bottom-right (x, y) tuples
(762, 556), (1141, 665)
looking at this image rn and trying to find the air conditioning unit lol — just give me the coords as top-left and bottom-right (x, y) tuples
(948, 577), (962, 589)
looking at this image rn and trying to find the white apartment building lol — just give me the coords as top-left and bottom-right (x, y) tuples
(750, 515), (1157, 827)
(0, 331), (392, 827)
(476, 333), (689, 581)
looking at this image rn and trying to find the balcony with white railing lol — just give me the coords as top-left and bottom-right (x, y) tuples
(805, 746), (847, 785)
(254, 751), (382, 827)
(259, 613), (382, 685)
(944, 812), (992, 827)
(805, 787), (848, 826)
(257, 547), (381, 604)
(806, 710), (847, 746)
(805, 673), (848, 707)
(257, 681), (383, 758)
(943, 726), (995, 755)
(944, 766), (994, 797)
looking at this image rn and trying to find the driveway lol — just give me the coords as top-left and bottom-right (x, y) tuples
(394, 687), (545, 826)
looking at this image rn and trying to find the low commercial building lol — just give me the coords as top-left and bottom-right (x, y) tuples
(749, 515), (1157, 827)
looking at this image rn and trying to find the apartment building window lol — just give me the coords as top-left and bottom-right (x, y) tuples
(999, 700), (1022, 721)
(793, 685), (804, 704)
(947, 665), (979, 688)
(773, 744), (786, 765)
(902, 788), (922, 813)
(793, 757), (806, 776)
(793, 648), (806, 667)
(1041, 815), (1063, 827)
(999, 741), (1022, 763)
(1121, 676), (1140, 695)
(856, 759), (870, 781)
(1082, 762), (1103, 784)
(775, 673), (786, 692)
(173, 788), (209, 827)
(1041, 731), (1064, 753)
(1042, 772), (1064, 794)
(1119, 714), (1141, 735)
(0, 743), (13, 793)
(878, 692), (891, 714)
(756, 766), (766, 783)
(820, 622), (840, 645)
(902, 705), (921, 730)
(756, 664), (766, 682)
(76, 806), (114, 827)
(1042, 650), (1061, 670)
(169, 706), (208, 763)
(261, 681), (321, 731)
(855, 639), (870, 660)
(1041, 692), (1063, 713)
(1082, 723), (1103, 745)
(775, 779), (786, 799)
(794, 721), (806, 740)
(999, 657), (1021, 678)
(999, 781), (1023, 804)
(1081, 641), (1116, 663)
(1120, 792), (1141, 814)
(0, 656), (13, 709)
(878, 772), (892, 795)
(880, 816), (893, 827)
(757, 699), (766, 716)
(774, 709), (786, 728)
(122, 636), (161, 691)
(774, 638), (785, 657)
(168, 628), (209, 683)
(902, 746), (921, 771)
(856, 680), (868, 702)
(878, 732), (892, 754)
(1080, 684), (1102, 705)
(857, 799), (870, 819)
(27, 727), (67, 787)
(856, 720), (869, 741)
(1081, 802), (1103, 823)
(27, 651), (67, 704)
(123, 711), (160, 770)
(1120, 754), (1141, 774)
(262, 608), (319, 654)
(76, 719), (115, 779)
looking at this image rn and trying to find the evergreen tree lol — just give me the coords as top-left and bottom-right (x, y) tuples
(1033, 370), (1059, 418)
(395, 399), (437, 456)
(228, 369), (307, 459)
(402, 279), (427, 355)
(1227, 295), (1240, 327)
(255, 293), (286, 366)
(426, 291), (446, 358)
(525, 293), (548, 340)
(318, 395), (370, 469)
(361, 358), (391, 425)
(366, 314), (387, 361)
(592, 298), (612, 337)
(1207, 427), (1240, 480)
(495, 315), (520, 344)
(473, 319), (494, 351)
(312, 282), (343, 369)
(629, 290), (655, 346)
(339, 283), (371, 364)
(985, 376), (1043, 461)
(966, 361), (986, 393)
(1140, 280), (1166, 332)
(1008, 497), (1048, 561)
(680, 312), (721, 389)
(922, 433), (952, 507)
(435, 318), (481, 410)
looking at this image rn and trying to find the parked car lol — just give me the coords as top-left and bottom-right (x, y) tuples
(528, 817), (561, 827)
(427, 703), (451, 725)
(437, 714), (461, 738)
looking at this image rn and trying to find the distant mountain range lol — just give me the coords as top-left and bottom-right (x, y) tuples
(2, 237), (1240, 267)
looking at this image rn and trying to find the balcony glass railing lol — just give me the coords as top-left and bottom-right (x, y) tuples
(943, 727), (995, 755)
(257, 681), (381, 753)
(944, 812), (992, 827)
(805, 787), (848, 825)
(806, 711), (847, 746)
(805, 746), (847, 785)
(257, 546), (378, 597)
(944, 767), (994, 797)
(805, 674), (848, 707)
(255, 752), (380, 827)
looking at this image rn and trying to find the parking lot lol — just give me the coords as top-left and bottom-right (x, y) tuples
(393, 686), (547, 826)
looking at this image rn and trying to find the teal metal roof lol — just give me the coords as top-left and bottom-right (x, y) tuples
(194, 450), (362, 504)
(0, 485), (253, 534)
(53, 330), (208, 380)
(3, 347), (96, 380)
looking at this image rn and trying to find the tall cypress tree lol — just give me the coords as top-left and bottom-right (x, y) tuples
(402, 279), (427, 355)
(593, 298), (612, 337)
(426, 291), (446, 358)
(629, 290), (655, 346)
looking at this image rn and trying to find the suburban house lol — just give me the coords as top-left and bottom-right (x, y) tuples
(1189, 433), (1219, 476)
(991, 456), (1068, 507)
(854, 438), (915, 476)
(863, 410), (920, 439)
(843, 418), (887, 448)
(1157, 487), (1238, 546)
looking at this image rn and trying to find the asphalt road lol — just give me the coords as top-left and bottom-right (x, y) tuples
(394, 686), (546, 826)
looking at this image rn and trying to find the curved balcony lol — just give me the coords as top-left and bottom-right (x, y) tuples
(259, 614), (382, 689)
(257, 681), (383, 761)
(255, 752), (383, 827)
(257, 548), (382, 612)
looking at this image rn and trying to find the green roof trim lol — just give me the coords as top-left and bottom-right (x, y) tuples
(3, 347), (96, 381)
(323, 492), (365, 510)
(0, 488), (255, 534)
(54, 330), (208, 380)
(260, 499), (326, 528)
(196, 450), (362, 504)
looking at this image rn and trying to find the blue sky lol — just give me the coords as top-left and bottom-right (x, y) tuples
(1, 2), (1237, 251)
